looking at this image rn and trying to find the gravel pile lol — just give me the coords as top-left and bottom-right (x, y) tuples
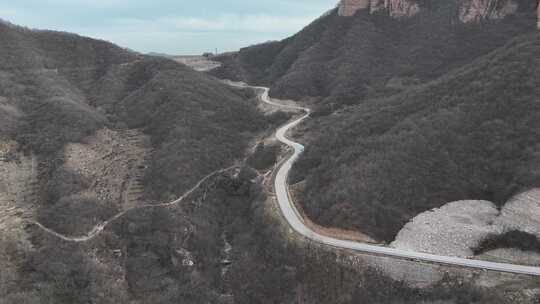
(392, 188), (540, 263)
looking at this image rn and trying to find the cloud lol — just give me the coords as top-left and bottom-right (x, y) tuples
(112, 14), (316, 33)
(0, 1), (331, 54)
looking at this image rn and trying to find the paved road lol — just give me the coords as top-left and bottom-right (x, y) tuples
(240, 82), (540, 277)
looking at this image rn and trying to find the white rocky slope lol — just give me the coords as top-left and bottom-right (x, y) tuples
(392, 189), (540, 264)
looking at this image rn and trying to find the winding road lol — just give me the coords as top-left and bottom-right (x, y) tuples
(32, 79), (540, 276)
(240, 82), (540, 277)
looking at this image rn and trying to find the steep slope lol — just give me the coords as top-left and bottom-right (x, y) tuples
(212, 0), (538, 109)
(291, 33), (540, 242)
(0, 21), (269, 303)
(0, 21), (265, 200)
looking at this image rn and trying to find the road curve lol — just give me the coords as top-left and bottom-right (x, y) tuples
(233, 81), (540, 277)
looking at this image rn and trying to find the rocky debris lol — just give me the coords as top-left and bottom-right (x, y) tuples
(338, 0), (420, 17)
(495, 189), (540, 238)
(392, 189), (540, 264)
(391, 200), (501, 257)
(173, 56), (222, 72)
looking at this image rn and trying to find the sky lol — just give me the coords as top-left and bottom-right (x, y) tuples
(0, 0), (337, 55)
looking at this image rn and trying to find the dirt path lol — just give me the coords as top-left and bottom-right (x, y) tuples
(30, 165), (237, 242)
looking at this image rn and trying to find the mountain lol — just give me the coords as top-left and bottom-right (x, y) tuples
(213, 0), (540, 243)
(1, 12), (539, 304)
(212, 0), (538, 109)
(292, 33), (540, 242)
(0, 20), (272, 303)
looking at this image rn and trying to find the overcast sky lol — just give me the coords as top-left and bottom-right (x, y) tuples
(0, 0), (337, 55)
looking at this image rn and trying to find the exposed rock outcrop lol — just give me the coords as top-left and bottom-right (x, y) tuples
(338, 0), (540, 27)
(538, 0), (540, 28)
(338, 0), (420, 17)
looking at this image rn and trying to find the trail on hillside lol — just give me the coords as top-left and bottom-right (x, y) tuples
(31, 166), (237, 242)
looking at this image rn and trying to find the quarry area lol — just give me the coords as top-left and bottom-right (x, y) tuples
(392, 189), (540, 266)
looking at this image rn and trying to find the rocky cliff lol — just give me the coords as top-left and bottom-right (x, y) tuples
(458, 0), (519, 23)
(337, 0), (420, 17)
(338, 0), (540, 27)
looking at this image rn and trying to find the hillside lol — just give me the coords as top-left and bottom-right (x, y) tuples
(291, 33), (540, 242)
(212, 0), (538, 109)
(0, 20), (267, 198)
(0, 21), (271, 302)
(1, 17), (540, 303)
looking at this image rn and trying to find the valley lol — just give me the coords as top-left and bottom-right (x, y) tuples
(2, 0), (540, 303)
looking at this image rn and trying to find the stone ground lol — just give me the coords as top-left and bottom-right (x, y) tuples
(61, 128), (151, 211)
(392, 189), (540, 266)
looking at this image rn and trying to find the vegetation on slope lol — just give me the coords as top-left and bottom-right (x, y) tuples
(292, 33), (540, 242)
(213, 1), (538, 109)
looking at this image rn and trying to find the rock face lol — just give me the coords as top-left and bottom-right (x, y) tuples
(391, 200), (501, 257)
(495, 189), (540, 237)
(338, 0), (420, 17)
(458, 0), (519, 23)
(338, 0), (540, 26)
(338, 0), (370, 16)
